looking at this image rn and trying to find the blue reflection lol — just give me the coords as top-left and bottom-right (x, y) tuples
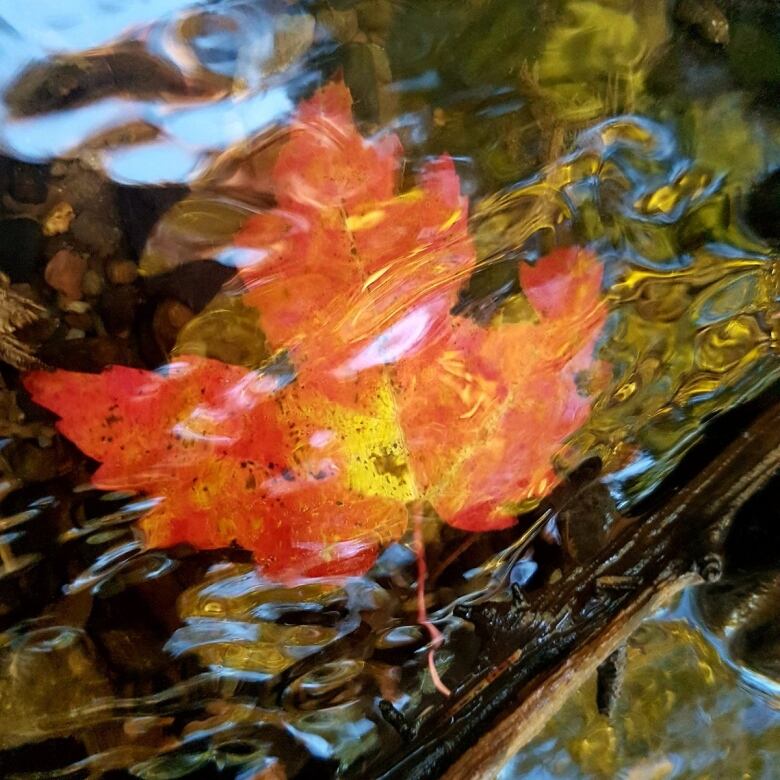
(102, 140), (200, 184)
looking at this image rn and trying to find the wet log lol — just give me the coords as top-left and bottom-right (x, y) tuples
(370, 388), (780, 780)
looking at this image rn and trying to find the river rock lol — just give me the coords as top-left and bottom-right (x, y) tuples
(153, 298), (194, 354)
(44, 249), (87, 300)
(80, 269), (104, 298)
(115, 184), (188, 259)
(99, 284), (140, 335)
(143, 259), (235, 312)
(317, 7), (360, 43)
(42, 202), (75, 237)
(71, 210), (121, 258)
(106, 259), (138, 285)
(8, 161), (49, 205)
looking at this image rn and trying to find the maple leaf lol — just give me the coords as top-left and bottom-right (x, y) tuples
(23, 81), (607, 579)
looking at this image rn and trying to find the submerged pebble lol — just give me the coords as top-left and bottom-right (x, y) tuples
(144, 260), (235, 313)
(317, 7), (360, 43)
(42, 202), (75, 237)
(153, 298), (194, 354)
(99, 285), (140, 336)
(44, 249), (87, 301)
(71, 210), (121, 258)
(675, 0), (730, 45)
(80, 269), (104, 298)
(8, 161), (48, 205)
(106, 259), (138, 286)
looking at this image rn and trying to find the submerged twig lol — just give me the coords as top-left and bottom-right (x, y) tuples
(0, 273), (46, 369)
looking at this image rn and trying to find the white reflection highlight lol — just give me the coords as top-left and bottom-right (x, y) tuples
(336, 305), (434, 377)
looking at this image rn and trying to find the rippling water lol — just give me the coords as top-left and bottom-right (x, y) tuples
(0, 0), (779, 777)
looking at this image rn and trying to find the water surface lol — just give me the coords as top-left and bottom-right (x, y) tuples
(0, 0), (779, 777)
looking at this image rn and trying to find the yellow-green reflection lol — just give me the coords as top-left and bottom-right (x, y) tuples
(502, 599), (780, 778)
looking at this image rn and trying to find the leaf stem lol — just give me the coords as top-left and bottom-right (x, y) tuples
(412, 503), (451, 697)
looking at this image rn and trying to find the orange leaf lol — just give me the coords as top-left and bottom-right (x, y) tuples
(23, 82), (608, 578)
